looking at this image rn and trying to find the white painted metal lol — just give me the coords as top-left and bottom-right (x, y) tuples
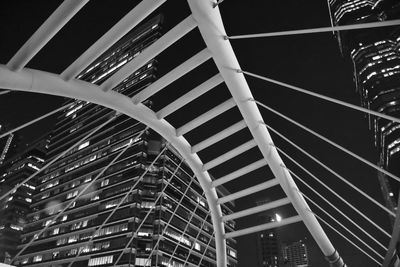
(222, 198), (291, 221)
(228, 19), (400, 39)
(157, 74), (224, 119)
(133, 48), (211, 103)
(213, 159), (267, 186)
(0, 64), (226, 267)
(176, 98), (236, 136)
(192, 120), (247, 153)
(7, 0), (89, 71)
(101, 16), (197, 92)
(217, 179), (279, 204)
(225, 215), (302, 239)
(382, 194), (400, 266)
(187, 0), (341, 264)
(61, 0), (166, 80)
(203, 140), (257, 171)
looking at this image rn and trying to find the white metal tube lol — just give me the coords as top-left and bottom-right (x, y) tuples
(101, 16), (197, 92)
(228, 19), (400, 40)
(0, 103), (73, 139)
(256, 100), (400, 183)
(293, 170), (387, 251)
(313, 212), (382, 265)
(212, 159), (267, 186)
(176, 98), (236, 136)
(382, 194), (400, 266)
(203, 140), (257, 171)
(225, 215), (302, 239)
(7, 0), (89, 71)
(265, 122), (395, 217)
(222, 197), (290, 221)
(187, 1), (340, 264)
(156, 74), (224, 119)
(244, 70), (400, 125)
(133, 48), (211, 103)
(217, 178), (279, 204)
(61, 0), (166, 80)
(192, 120), (247, 153)
(276, 146), (391, 238)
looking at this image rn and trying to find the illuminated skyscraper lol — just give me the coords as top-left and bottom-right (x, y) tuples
(329, 0), (400, 212)
(12, 15), (237, 267)
(281, 240), (309, 267)
(0, 124), (19, 165)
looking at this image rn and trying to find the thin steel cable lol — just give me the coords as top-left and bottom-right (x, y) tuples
(326, 0), (335, 33)
(165, 195), (209, 266)
(300, 190), (384, 260)
(228, 19), (400, 39)
(263, 122), (395, 217)
(286, 171), (387, 260)
(0, 114), (118, 202)
(255, 100), (400, 184)
(290, 168), (387, 251)
(181, 212), (212, 266)
(143, 170), (201, 265)
(312, 211), (382, 265)
(274, 145), (391, 238)
(13, 128), (147, 262)
(67, 144), (167, 267)
(112, 157), (185, 266)
(0, 90), (11, 96)
(241, 70), (400, 125)
(0, 102), (74, 139)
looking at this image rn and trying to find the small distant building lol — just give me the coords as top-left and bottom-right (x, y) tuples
(281, 239), (309, 267)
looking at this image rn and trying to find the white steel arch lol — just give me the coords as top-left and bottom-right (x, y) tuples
(0, 64), (228, 266)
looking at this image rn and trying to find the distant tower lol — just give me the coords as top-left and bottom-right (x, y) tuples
(329, 0), (400, 214)
(255, 199), (280, 267)
(281, 239), (309, 267)
(0, 124), (19, 165)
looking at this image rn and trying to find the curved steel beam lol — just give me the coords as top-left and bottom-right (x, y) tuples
(0, 64), (226, 267)
(187, 1), (344, 266)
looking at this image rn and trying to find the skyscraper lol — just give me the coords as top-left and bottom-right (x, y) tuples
(329, 0), (400, 211)
(0, 139), (46, 263)
(10, 15), (237, 267)
(0, 124), (19, 165)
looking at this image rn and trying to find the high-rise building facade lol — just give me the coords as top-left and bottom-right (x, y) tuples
(0, 124), (19, 165)
(329, 0), (400, 210)
(255, 199), (279, 267)
(11, 15), (237, 267)
(0, 140), (46, 263)
(281, 240), (309, 267)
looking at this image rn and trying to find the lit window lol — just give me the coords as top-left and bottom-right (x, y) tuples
(61, 215), (68, 222)
(78, 141), (90, 150)
(33, 255), (42, 262)
(101, 179), (109, 187)
(88, 255), (113, 266)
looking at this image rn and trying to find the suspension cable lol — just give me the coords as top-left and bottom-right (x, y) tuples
(291, 170), (386, 257)
(67, 144), (167, 267)
(312, 211), (382, 265)
(228, 19), (400, 39)
(0, 114), (118, 202)
(274, 144), (391, 238)
(290, 168), (387, 251)
(112, 157), (186, 266)
(264, 122), (395, 217)
(0, 102), (74, 139)
(255, 99), (400, 183)
(240, 70), (400, 125)
(13, 127), (147, 262)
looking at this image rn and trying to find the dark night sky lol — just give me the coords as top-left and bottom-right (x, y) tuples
(0, 1), (394, 266)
